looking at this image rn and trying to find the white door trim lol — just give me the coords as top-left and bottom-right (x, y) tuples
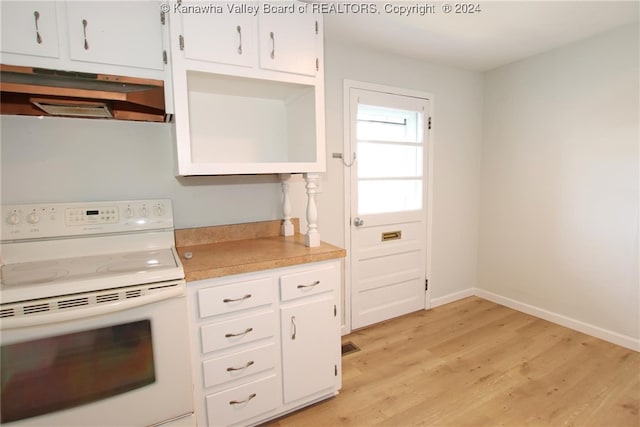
(342, 79), (435, 335)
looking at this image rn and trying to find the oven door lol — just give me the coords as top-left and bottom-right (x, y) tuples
(0, 281), (194, 427)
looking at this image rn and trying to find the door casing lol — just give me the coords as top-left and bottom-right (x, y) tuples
(342, 80), (435, 335)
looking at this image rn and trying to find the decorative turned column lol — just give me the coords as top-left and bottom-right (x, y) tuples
(280, 173), (294, 236)
(304, 173), (320, 247)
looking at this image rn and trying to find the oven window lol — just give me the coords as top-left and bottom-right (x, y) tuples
(1, 320), (155, 423)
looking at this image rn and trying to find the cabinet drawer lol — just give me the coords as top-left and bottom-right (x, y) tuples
(198, 277), (273, 318)
(200, 311), (275, 354)
(203, 343), (277, 389)
(206, 374), (278, 427)
(280, 263), (338, 301)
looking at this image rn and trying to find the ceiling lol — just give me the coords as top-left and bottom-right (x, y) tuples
(323, 1), (640, 71)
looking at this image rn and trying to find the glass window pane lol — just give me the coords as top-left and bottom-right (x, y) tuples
(1, 320), (155, 423)
(357, 104), (421, 143)
(358, 179), (423, 215)
(358, 142), (423, 178)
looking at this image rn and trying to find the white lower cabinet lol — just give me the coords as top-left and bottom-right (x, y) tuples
(187, 260), (341, 427)
(280, 295), (339, 403)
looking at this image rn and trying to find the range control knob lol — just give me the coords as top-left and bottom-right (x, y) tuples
(126, 207), (134, 218)
(27, 212), (40, 224)
(153, 204), (165, 216)
(140, 206), (148, 217)
(6, 211), (20, 225)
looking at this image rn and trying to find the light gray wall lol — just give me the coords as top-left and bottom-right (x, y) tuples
(479, 23), (640, 341)
(0, 115), (287, 229)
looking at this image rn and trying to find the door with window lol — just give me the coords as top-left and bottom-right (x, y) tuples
(347, 85), (430, 330)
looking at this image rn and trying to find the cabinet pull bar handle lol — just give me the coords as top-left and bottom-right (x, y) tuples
(226, 360), (255, 372)
(82, 19), (89, 50)
(291, 316), (296, 340)
(229, 393), (256, 405)
(34, 11), (42, 44)
(270, 31), (275, 59)
(236, 25), (242, 54)
(297, 280), (320, 289)
(225, 327), (253, 338)
(223, 294), (252, 303)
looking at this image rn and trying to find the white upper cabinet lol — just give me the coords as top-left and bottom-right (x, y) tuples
(0, 1), (60, 59)
(65, 2), (165, 71)
(180, 4), (257, 68)
(258, 10), (319, 76)
(175, 1), (321, 77)
(0, 1), (169, 78)
(170, 1), (326, 175)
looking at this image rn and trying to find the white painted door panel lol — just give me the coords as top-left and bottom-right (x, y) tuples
(180, 3), (257, 67)
(280, 295), (337, 403)
(349, 88), (429, 330)
(258, 8), (319, 76)
(66, 2), (164, 70)
(1, 1), (60, 58)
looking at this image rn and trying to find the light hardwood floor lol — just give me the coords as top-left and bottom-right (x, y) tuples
(263, 296), (640, 426)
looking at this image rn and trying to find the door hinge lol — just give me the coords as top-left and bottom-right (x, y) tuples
(334, 304), (337, 317)
(335, 365), (338, 376)
(425, 279), (429, 291)
(179, 35), (184, 51)
(160, 11), (166, 25)
(428, 116), (432, 130)
(162, 50), (167, 64)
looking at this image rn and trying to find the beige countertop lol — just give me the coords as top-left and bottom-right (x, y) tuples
(175, 219), (346, 282)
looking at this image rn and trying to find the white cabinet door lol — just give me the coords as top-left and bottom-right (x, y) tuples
(1, 1), (60, 58)
(258, 9), (320, 76)
(180, 3), (256, 68)
(280, 294), (339, 403)
(65, 1), (164, 70)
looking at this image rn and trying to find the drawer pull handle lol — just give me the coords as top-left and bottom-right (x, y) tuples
(225, 327), (253, 338)
(226, 360), (255, 372)
(229, 393), (256, 405)
(297, 280), (320, 289)
(223, 294), (252, 303)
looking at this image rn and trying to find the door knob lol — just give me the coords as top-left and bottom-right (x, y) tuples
(353, 217), (364, 227)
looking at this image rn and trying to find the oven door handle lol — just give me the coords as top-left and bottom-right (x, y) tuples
(0, 286), (184, 330)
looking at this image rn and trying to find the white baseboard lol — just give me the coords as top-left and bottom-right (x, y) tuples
(475, 288), (640, 352)
(429, 288), (475, 309)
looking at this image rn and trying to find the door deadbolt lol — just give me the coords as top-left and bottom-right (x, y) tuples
(353, 217), (364, 227)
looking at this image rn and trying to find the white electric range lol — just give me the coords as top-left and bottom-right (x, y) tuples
(0, 199), (194, 427)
